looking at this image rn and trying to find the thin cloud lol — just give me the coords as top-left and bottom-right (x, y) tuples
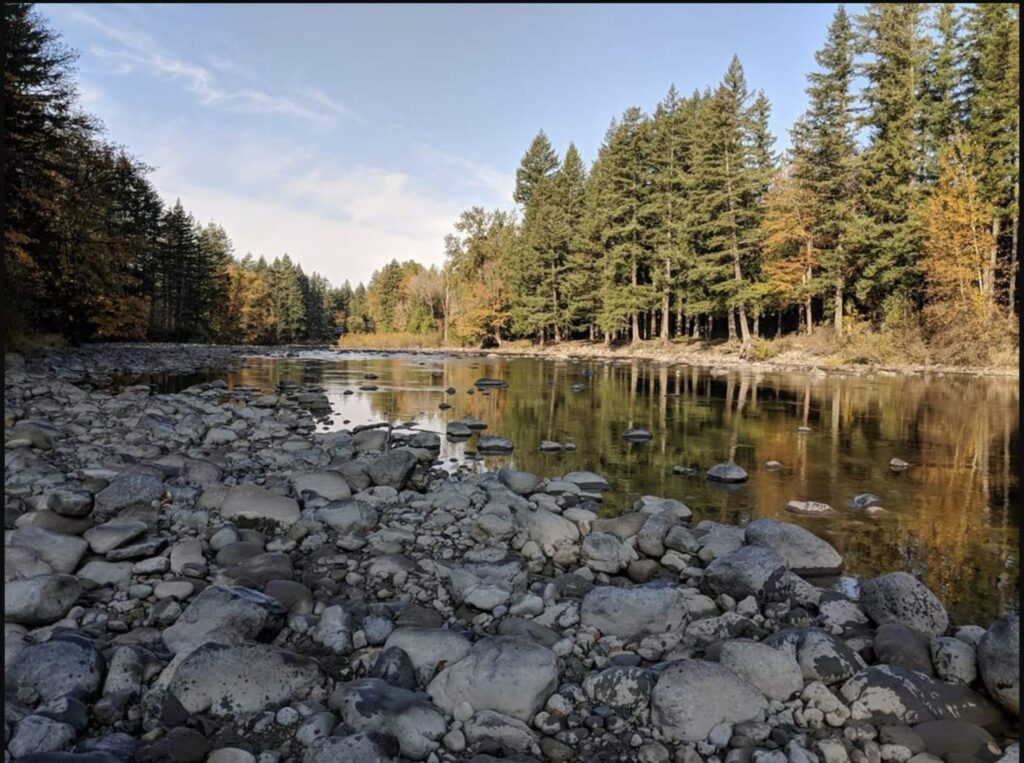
(68, 8), (357, 125)
(415, 142), (515, 203)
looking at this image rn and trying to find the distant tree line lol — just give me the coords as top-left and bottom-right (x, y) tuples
(4, 3), (344, 344)
(346, 3), (1018, 362)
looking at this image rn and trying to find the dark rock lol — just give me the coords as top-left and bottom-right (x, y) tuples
(706, 463), (749, 483)
(874, 623), (936, 677)
(7, 632), (104, 702)
(135, 727), (210, 763)
(371, 646), (418, 690)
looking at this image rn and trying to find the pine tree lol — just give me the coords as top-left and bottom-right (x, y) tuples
(513, 130), (559, 207)
(921, 4), (966, 184)
(793, 4), (858, 335)
(853, 3), (930, 326)
(269, 255), (307, 342)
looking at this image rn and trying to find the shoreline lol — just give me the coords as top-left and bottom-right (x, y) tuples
(336, 340), (1021, 379)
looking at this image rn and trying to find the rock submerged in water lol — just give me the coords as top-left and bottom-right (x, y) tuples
(706, 462), (748, 483)
(785, 499), (837, 517)
(476, 435), (514, 454)
(622, 427), (653, 442)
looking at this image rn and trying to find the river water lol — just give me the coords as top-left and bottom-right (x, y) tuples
(136, 350), (1019, 625)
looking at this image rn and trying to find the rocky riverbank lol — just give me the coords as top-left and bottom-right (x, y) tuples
(4, 348), (1020, 763)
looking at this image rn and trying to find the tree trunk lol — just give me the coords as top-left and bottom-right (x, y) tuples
(661, 259), (671, 341)
(834, 275), (844, 338)
(775, 313), (782, 339)
(1010, 178), (1019, 316)
(987, 218), (1000, 298)
(676, 303), (684, 339)
(752, 312), (760, 338)
(805, 295), (813, 336)
(726, 309), (736, 341)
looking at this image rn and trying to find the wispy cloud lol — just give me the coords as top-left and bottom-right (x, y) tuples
(67, 8), (357, 125)
(415, 142), (515, 203)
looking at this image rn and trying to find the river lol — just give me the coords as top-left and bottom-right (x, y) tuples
(132, 349), (1019, 626)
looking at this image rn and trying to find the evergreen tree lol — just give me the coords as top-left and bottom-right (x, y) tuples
(852, 3), (929, 325)
(513, 130), (559, 207)
(792, 5), (858, 334)
(268, 255), (307, 342)
(921, 4), (967, 184)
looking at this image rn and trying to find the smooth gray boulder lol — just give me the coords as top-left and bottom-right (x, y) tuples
(477, 436), (514, 454)
(318, 500), (379, 535)
(303, 733), (399, 763)
(580, 585), (688, 640)
(220, 484), (300, 527)
(581, 532), (637, 573)
(743, 518), (843, 575)
(930, 636), (979, 685)
(7, 715), (76, 759)
(765, 628), (866, 686)
(497, 469), (540, 496)
(368, 449), (419, 489)
(5, 574), (81, 625)
(860, 572), (949, 638)
(291, 471), (351, 501)
(514, 507), (580, 566)
(83, 519), (148, 555)
(6, 633), (104, 702)
(720, 638), (804, 701)
(978, 614), (1019, 715)
(8, 527), (88, 573)
(563, 471), (610, 491)
(651, 659), (768, 742)
(95, 473), (165, 516)
(384, 627), (473, 686)
(622, 427), (653, 442)
(784, 500), (837, 517)
(704, 545), (787, 599)
(329, 678), (446, 760)
(426, 636), (557, 722)
(167, 642), (321, 716)
(162, 585), (285, 654)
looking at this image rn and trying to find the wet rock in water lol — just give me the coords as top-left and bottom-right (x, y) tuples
(359, 384), (378, 391)
(651, 659), (768, 743)
(672, 465), (699, 477)
(474, 377), (508, 388)
(706, 462), (748, 483)
(5, 573), (82, 625)
(477, 435), (514, 454)
(563, 470), (611, 491)
(744, 517), (843, 575)
(497, 468), (540, 495)
(848, 492), (883, 511)
(784, 500), (837, 517)
(978, 614), (1019, 715)
(764, 460), (783, 470)
(7, 632), (104, 702)
(704, 544), (787, 599)
(572, 383), (586, 392)
(623, 427), (653, 442)
(219, 484), (300, 527)
(539, 440), (564, 451)
(874, 623), (936, 676)
(860, 571), (950, 638)
(583, 666), (656, 716)
(446, 422), (472, 438)
(166, 642), (321, 716)
(329, 678), (446, 760)
(719, 638), (804, 701)
(580, 585), (688, 640)
(427, 636), (558, 722)
(162, 585), (285, 654)
(291, 470), (351, 501)
(890, 457), (910, 471)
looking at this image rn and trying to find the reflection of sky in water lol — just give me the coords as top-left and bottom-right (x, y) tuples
(138, 349), (1018, 626)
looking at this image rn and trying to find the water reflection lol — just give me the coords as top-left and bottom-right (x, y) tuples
(147, 351), (1020, 625)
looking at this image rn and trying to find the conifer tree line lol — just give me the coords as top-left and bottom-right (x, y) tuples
(351, 3), (1018, 359)
(4, 3), (345, 344)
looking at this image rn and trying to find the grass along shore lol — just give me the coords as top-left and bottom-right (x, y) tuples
(337, 328), (1019, 379)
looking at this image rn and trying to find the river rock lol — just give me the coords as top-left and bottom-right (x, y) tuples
(744, 518), (843, 575)
(7, 715), (76, 758)
(563, 471), (611, 491)
(371, 646), (418, 690)
(9, 526), (88, 572)
(292, 471), (351, 501)
(720, 638), (804, 701)
(463, 710), (536, 752)
(220, 484), (300, 527)
(497, 468), (540, 495)
(706, 463), (748, 483)
(7, 632), (104, 702)
(5, 573), (81, 625)
(514, 507), (580, 565)
(368, 449), (419, 489)
(765, 628), (866, 685)
(930, 636), (979, 685)
(860, 572), (950, 638)
(477, 435), (514, 454)
(839, 664), (1001, 726)
(167, 642), (321, 716)
(46, 487), (94, 517)
(95, 473), (165, 517)
(446, 422), (472, 438)
(912, 720), (1000, 759)
(583, 666), (656, 715)
(426, 636), (558, 721)
(318, 499), (379, 534)
(651, 659), (768, 742)
(623, 427), (653, 442)
(384, 627), (474, 686)
(329, 678), (446, 760)
(304, 733), (399, 763)
(704, 544), (787, 599)
(785, 500), (837, 517)
(874, 623), (935, 676)
(580, 585), (688, 640)
(848, 493), (883, 511)
(83, 519), (148, 555)
(581, 531), (637, 573)
(978, 613), (1019, 715)
(162, 585), (285, 654)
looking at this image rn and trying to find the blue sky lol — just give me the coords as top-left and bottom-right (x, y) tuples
(43, 3), (859, 287)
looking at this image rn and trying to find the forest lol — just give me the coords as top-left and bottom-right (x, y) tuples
(4, 3), (1019, 365)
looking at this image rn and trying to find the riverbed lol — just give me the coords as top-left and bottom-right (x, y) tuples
(127, 349), (1020, 624)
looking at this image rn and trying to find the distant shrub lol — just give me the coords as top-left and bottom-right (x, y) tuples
(338, 332), (441, 350)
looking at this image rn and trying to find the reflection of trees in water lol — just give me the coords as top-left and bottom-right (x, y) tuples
(230, 354), (1018, 623)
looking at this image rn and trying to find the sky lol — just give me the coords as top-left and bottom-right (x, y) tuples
(42, 3), (861, 288)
